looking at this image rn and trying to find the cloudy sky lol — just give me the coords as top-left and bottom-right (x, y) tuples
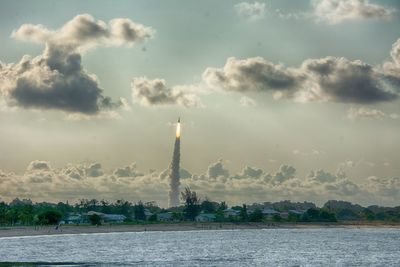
(0, 0), (399, 206)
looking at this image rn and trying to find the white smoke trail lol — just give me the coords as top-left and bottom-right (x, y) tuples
(168, 123), (181, 207)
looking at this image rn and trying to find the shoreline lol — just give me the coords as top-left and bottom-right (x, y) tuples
(1, 222), (399, 238)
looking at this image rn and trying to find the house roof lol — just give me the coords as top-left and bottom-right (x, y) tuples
(262, 208), (278, 214)
(196, 213), (216, 219)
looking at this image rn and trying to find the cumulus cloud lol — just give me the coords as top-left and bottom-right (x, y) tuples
(27, 160), (51, 171)
(234, 2), (266, 21)
(203, 57), (303, 96)
(113, 163), (143, 178)
(312, 0), (394, 24)
(240, 166), (263, 178)
(202, 52), (399, 105)
(159, 168), (192, 180)
(266, 165), (297, 184)
(299, 57), (396, 103)
(0, 160), (399, 206)
(131, 77), (202, 107)
(11, 14), (154, 51)
(207, 160), (230, 178)
(0, 14), (154, 114)
(308, 169), (340, 183)
(293, 149), (324, 157)
(382, 38), (400, 89)
(85, 163), (104, 177)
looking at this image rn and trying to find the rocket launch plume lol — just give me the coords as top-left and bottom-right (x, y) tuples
(168, 118), (181, 207)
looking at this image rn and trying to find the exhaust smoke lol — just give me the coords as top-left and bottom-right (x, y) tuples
(168, 118), (181, 207)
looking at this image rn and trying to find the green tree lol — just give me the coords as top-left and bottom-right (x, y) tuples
(218, 201), (228, 211)
(38, 210), (62, 225)
(6, 208), (19, 225)
(0, 202), (8, 225)
(114, 199), (132, 218)
(134, 201), (146, 221)
(240, 204), (249, 222)
(361, 208), (375, 221)
(249, 209), (263, 222)
(181, 187), (201, 221)
(201, 199), (216, 213)
(148, 214), (158, 222)
(18, 204), (34, 225)
(89, 214), (102, 225)
(272, 214), (282, 222)
(301, 208), (337, 222)
(288, 213), (300, 222)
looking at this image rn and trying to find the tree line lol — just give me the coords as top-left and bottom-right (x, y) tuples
(1, 188), (399, 225)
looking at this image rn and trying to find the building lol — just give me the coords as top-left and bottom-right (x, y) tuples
(279, 212), (289, 219)
(64, 213), (82, 224)
(223, 208), (240, 217)
(288, 210), (304, 216)
(195, 213), (216, 222)
(144, 209), (153, 220)
(157, 212), (173, 221)
(103, 214), (126, 223)
(262, 208), (279, 218)
(84, 211), (126, 223)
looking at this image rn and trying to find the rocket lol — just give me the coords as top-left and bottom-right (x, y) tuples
(176, 117), (181, 138)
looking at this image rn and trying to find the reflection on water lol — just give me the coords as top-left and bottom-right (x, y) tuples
(0, 228), (400, 266)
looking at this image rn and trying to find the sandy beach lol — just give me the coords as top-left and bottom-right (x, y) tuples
(1, 222), (399, 238)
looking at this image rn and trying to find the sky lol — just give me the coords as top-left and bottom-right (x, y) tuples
(0, 0), (399, 207)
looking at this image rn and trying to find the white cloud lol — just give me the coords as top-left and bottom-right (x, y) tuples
(240, 96), (257, 107)
(11, 14), (154, 51)
(0, 160), (399, 206)
(234, 2), (266, 21)
(389, 113), (399, 120)
(0, 14), (153, 115)
(131, 77), (202, 108)
(347, 107), (386, 120)
(312, 0), (394, 24)
(202, 51), (399, 105)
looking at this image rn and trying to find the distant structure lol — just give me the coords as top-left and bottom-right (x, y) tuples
(168, 118), (181, 207)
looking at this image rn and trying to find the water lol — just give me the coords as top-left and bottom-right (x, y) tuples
(0, 228), (399, 266)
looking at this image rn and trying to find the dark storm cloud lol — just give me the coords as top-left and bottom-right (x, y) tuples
(0, 14), (154, 114)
